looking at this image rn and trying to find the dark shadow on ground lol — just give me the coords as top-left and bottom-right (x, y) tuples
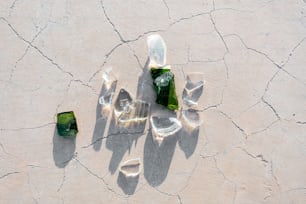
(136, 58), (155, 102)
(91, 81), (117, 151)
(117, 172), (139, 195)
(53, 128), (76, 168)
(91, 117), (108, 150)
(178, 126), (199, 158)
(143, 129), (178, 187)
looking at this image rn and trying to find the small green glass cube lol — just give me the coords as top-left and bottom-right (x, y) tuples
(56, 111), (78, 137)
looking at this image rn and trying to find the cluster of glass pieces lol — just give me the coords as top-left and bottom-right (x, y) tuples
(55, 34), (205, 181)
(96, 68), (199, 145)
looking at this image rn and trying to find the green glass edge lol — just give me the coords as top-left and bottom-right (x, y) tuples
(167, 77), (179, 110)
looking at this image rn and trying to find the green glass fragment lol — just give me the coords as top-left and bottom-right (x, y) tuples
(150, 68), (179, 111)
(56, 111), (78, 137)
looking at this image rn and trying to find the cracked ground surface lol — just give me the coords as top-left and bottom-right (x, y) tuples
(1, 0), (306, 203)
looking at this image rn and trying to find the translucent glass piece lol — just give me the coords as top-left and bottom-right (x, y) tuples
(102, 67), (117, 88)
(118, 100), (150, 123)
(114, 89), (133, 117)
(119, 158), (141, 178)
(147, 34), (167, 68)
(154, 72), (174, 87)
(99, 68), (117, 108)
(183, 72), (204, 106)
(98, 92), (114, 106)
(98, 69), (117, 107)
(150, 116), (182, 143)
(181, 109), (202, 129)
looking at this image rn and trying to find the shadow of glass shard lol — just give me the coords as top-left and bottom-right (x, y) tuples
(147, 34), (167, 68)
(183, 72), (204, 107)
(119, 158), (141, 178)
(181, 109), (202, 129)
(119, 100), (150, 123)
(56, 111), (78, 137)
(150, 116), (182, 143)
(53, 128), (76, 168)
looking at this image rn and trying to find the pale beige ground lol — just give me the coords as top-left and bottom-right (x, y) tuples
(1, 0), (306, 204)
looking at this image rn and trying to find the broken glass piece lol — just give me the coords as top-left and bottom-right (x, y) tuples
(119, 158), (141, 177)
(150, 116), (182, 143)
(118, 100), (150, 123)
(150, 67), (179, 111)
(102, 67), (117, 87)
(98, 67), (117, 107)
(181, 109), (202, 129)
(114, 89), (133, 117)
(56, 111), (78, 137)
(183, 72), (204, 106)
(147, 34), (167, 68)
(99, 92), (114, 106)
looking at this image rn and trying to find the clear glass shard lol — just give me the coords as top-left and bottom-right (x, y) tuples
(114, 89), (133, 117)
(118, 100), (150, 123)
(154, 71), (174, 87)
(102, 67), (117, 88)
(147, 34), (167, 68)
(150, 116), (182, 143)
(98, 70), (117, 108)
(119, 158), (141, 178)
(181, 109), (202, 129)
(99, 92), (114, 106)
(183, 72), (204, 106)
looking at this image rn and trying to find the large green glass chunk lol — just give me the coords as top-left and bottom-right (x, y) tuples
(56, 111), (78, 137)
(150, 68), (179, 111)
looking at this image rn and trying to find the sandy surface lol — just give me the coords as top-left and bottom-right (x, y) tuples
(1, 0), (306, 203)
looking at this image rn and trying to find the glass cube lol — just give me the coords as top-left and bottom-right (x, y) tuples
(56, 111), (78, 137)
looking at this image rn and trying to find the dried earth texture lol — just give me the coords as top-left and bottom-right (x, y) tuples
(1, 0), (306, 203)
